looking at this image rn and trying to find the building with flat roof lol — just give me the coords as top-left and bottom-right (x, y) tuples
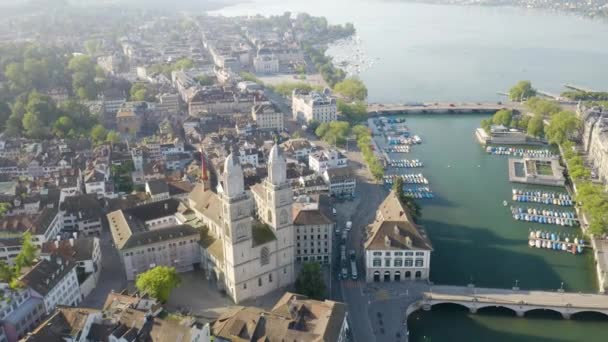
(292, 88), (337, 124)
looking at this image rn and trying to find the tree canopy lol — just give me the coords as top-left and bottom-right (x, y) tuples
(135, 266), (181, 303)
(545, 111), (581, 145)
(271, 82), (321, 97)
(315, 121), (351, 146)
(525, 97), (561, 117)
(526, 113), (544, 138)
(508, 81), (536, 102)
(491, 109), (513, 127)
(338, 100), (367, 123)
(333, 77), (368, 102)
(295, 262), (326, 300)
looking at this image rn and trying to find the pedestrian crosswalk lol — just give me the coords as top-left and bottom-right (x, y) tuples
(342, 280), (364, 289)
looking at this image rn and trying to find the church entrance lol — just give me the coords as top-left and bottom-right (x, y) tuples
(373, 271), (380, 282)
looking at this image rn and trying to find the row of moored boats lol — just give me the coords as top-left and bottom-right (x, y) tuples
(403, 187), (434, 199)
(486, 146), (555, 158)
(528, 231), (585, 254)
(387, 135), (422, 145)
(383, 174), (429, 185)
(512, 207), (578, 226)
(388, 159), (423, 168)
(384, 146), (410, 153)
(511, 189), (573, 206)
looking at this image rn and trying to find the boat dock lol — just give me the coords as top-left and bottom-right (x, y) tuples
(367, 102), (515, 116)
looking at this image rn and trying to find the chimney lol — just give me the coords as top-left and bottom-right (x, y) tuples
(72, 232), (77, 239)
(56, 257), (62, 265)
(56, 235), (61, 241)
(78, 211), (83, 219)
(69, 238), (74, 247)
(54, 240), (59, 248)
(164, 203), (168, 211)
(405, 236), (412, 248)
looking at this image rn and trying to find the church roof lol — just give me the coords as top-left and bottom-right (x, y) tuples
(188, 183), (222, 227)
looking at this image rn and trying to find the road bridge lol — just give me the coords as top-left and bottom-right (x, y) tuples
(367, 102), (518, 116)
(406, 285), (608, 320)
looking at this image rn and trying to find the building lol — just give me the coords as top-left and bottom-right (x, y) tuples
(107, 199), (201, 281)
(323, 167), (357, 197)
(157, 93), (180, 114)
(145, 179), (170, 202)
(364, 191), (433, 282)
(584, 114), (608, 183)
(22, 292), (211, 342)
(83, 169), (107, 198)
(19, 257), (81, 314)
(0, 207), (63, 247)
(252, 102), (284, 131)
(212, 292), (348, 342)
(253, 49), (279, 74)
(190, 144), (295, 303)
(309, 149), (348, 174)
(293, 197), (334, 264)
(0, 284), (45, 342)
(281, 139), (314, 161)
(60, 194), (104, 237)
(40, 237), (102, 299)
(292, 88), (337, 124)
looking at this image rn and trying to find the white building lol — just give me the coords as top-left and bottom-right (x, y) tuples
(0, 284), (45, 342)
(309, 149), (348, 174)
(108, 199), (201, 281)
(83, 169), (107, 198)
(60, 194), (104, 237)
(253, 50), (280, 74)
(252, 102), (284, 131)
(190, 144), (295, 303)
(20, 257), (82, 314)
(323, 167), (357, 197)
(40, 237), (102, 299)
(364, 191), (433, 282)
(292, 88), (337, 124)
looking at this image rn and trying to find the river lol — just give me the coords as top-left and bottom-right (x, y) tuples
(211, 1), (608, 340)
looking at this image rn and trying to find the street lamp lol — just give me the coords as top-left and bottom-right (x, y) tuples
(559, 282), (565, 293)
(513, 279), (519, 291)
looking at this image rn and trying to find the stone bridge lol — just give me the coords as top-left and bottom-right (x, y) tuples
(405, 285), (608, 319)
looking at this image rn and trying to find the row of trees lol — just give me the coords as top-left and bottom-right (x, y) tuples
(304, 44), (346, 87)
(315, 121), (351, 146)
(561, 90), (608, 102)
(353, 125), (384, 180)
(147, 58), (194, 77)
(271, 81), (321, 97)
(392, 177), (421, 222)
(480, 109), (544, 138)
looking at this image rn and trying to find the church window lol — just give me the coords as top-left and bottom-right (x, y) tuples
(258, 278), (262, 287)
(260, 247), (270, 266)
(283, 268), (287, 274)
(269, 274), (273, 283)
(243, 283), (247, 289)
(267, 210), (272, 223)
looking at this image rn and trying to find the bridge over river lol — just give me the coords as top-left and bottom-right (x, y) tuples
(367, 102), (520, 116)
(406, 285), (608, 320)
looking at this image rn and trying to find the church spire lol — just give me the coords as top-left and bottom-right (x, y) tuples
(268, 143), (286, 186)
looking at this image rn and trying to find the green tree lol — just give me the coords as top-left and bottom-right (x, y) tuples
(135, 266), (181, 302)
(106, 130), (121, 144)
(338, 100), (367, 123)
(130, 83), (157, 102)
(22, 91), (59, 138)
(84, 39), (101, 56)
(509, 80), (536, 102)
(527, 114), (544, 138)
(295, 262), (326, 300)
(525, 97), (561, 117)
(195, 75), (214, 86)
(545, 111), (581, 145)
(0, 262), (14, 283)
(173, 58), (194, 71)
(333, 77), (368, 101)
(52, 116), (75, 138)
(0, 101), (10, 130)
(90, 124), (108, 143)
(68, 55), (98, 100)
(491, 109), (513, 127)
(14, 232), (37, 273)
